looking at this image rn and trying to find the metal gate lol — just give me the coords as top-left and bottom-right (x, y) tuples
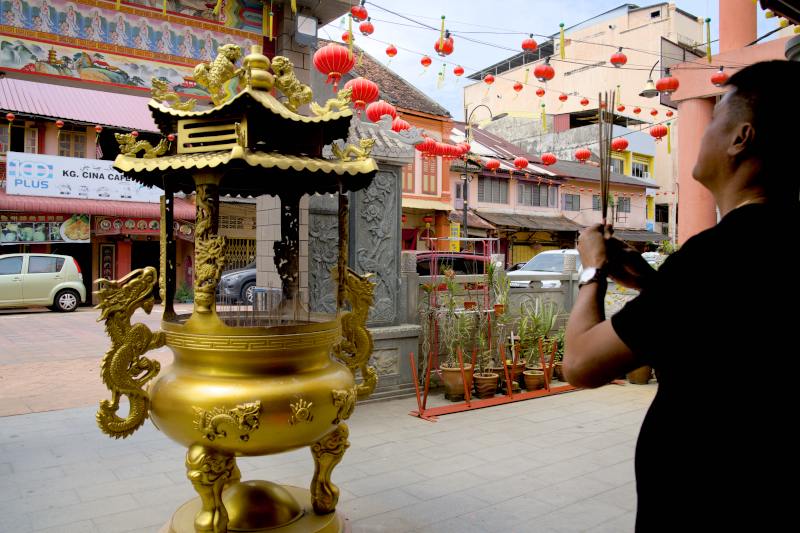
(223, 238), (256, 270)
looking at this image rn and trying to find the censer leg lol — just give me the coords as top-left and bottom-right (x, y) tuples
(309, 423), (350, 514)
(185, 444), (237, 533)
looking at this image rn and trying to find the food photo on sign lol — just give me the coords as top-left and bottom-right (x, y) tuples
(0, 214), (90, 244)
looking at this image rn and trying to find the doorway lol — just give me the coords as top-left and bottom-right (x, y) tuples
(131, 240), (161, 302)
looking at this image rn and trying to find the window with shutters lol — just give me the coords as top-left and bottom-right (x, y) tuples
(632, 160), (649, 178)
(563, 193), (580, 211)
(517, 182), (556, 207)
(421, 156), (438, 194)
(592, 195), (601, 211)
(611, 157), (624, 174)
(59, 130), (86, 158)
(478, 176), (508, 204)
(617, 196), (631, 213)
(655, 204), (669, 223)
(0, 125), (38, 155)
(402, 162), (414, 192)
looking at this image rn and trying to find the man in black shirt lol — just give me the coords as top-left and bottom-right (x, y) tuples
(564, 60), (799, 531)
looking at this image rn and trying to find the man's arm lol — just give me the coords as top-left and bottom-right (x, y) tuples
(563, 225), (641, 388)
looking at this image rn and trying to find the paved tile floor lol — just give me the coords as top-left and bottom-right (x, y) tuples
(0, 383), (655, 532)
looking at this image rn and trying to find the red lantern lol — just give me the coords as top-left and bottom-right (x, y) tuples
(610, 48), (627, 68)
(420, 56), (432, 68)
(514, 156), (529, 170)
(434, 31), (454, 57)
(391, 117), (411, 132)
(580, 97), (589, 107)
(167, 133), (176, 142)
(359, 19), (374, 36)
(313, 43), (355, 92)
(341, 31), (351, 43)
(633, 107), (641, 114)
(416, 136), (436, 153)
(344, 77), (379, 111)
(522, 34), (538, 53)
(485, 158), (500, 172)
(650, 124), (668, 141)
(401, 214), (407, 224)
(650, 109), (659, 117)
(130, 130), (138, 138)
(536, 88), (545, 97)
(655, 68), (679, 94)
(350, 2), (367, 22)
(56, 120), (65, 129)
(459, 142), (471, 154)
(386, 44), (397, 58)
(611, 137), (629, 152)
(666, 110), (674, 118)
(513, 82), (523, 93)
(483, 74), (495, 85)
(533, 58), (555, 82)
(574, 148), (591, 163)
(423, 215), (434, 225)
(559, 93), (568, 102)
(711, 66), (729, 87)
(432, 142), (448, 158)
(453, 65), (464, 77)
(617, 104), (625, 112)
(6, 112), (15, 122)
(365, 100), (396, 122)
(94, 124), (103, 133)
(541, 152), (557, 166)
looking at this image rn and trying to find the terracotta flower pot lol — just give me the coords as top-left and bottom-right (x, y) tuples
(473, 372), (498, 399)
(552, 361), (565, 382)
(493, 304), (506, 315)
(463, 301), (477, 310)
(440, 364), (474, 401)
(523, 369), (546, 391)
(627, 365), (652, 385)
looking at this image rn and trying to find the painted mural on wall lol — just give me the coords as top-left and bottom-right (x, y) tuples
(0, 35), (207, 93)
(126, 0), (263, 33)
(0, 0), (257, 61)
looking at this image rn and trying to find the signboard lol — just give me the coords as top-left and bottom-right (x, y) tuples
(94, 216), (194, 241)
(449, 223), (460, 252)
(0, 213), (90, 245)
(100, 244), (115, 280)
(5, 152), (163, 202)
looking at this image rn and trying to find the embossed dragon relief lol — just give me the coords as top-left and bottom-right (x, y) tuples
(332, 267), (378, 400)
(96, 266), (165, 439)
(193, 401), (262, 442)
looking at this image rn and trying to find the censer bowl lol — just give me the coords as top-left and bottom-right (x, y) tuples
(149, 313), (355, 456)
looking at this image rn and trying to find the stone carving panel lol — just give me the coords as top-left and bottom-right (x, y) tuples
(370, 348), (400, 377)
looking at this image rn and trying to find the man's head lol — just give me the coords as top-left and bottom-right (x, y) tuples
(693, 60), (800, 200)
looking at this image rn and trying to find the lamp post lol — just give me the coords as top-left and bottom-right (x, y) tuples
(639, 60), (660, 98)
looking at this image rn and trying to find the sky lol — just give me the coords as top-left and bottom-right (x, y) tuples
(321, 1), (779, 118)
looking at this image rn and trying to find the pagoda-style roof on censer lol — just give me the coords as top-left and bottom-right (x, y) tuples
(113, 44), (378, 198)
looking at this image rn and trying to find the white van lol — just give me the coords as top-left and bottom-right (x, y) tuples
(506, 249), (583, 288)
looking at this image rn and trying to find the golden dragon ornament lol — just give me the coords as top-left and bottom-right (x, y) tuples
(96, 266), (165, 438)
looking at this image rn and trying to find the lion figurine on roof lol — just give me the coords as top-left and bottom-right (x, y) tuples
(194, 44), (243, 106)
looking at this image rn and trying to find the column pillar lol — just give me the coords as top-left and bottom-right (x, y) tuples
(719, 0), (757, 54)
(676, 97), (717, 244)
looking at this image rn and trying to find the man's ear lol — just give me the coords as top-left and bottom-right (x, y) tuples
(727, 122), (755, 157)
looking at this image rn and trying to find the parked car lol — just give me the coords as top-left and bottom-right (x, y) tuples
(506, 249), (583, 288)
(0, 253), (87, 312)
(218, 261), (256, 304)
(415, 252), (489, 276)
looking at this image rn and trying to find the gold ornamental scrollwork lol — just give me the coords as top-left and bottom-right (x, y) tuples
(288, 398), (314, 426)
(95, 266), (165, 439)
(331, 138), (376, 162)
(185, 444), (238, 533)
(193, 179), (226, 314)
(193, 401), (262, 442)
(332, 266), (378, 400)
(310, 423), (350, 514)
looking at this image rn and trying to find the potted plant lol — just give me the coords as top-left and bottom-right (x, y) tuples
(472, 302), (498, 398)
(493, 267), (510, 316)
(519, 300), (545, 391)
(551, 327), (566, 382)
(439, 269), (473, 401)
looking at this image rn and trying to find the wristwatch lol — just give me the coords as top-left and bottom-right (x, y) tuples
(578, 266), (606, 288)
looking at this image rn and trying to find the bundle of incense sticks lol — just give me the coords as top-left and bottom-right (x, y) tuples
(598, 90), (616, 226)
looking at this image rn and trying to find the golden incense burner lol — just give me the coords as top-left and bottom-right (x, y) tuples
(96, 45), (379, 532)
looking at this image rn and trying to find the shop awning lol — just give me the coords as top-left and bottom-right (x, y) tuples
(402, 198), (452, 211)
(0, 77), (158, 132)
(0, 189), (195, 219)
(448, 210), (495, 230)
(611, 229), (668, 242)
(476, 211), (582, 232)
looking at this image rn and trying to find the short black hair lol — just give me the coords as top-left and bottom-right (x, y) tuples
(725, 60), (800, 159)
(724, 61), (799, 195)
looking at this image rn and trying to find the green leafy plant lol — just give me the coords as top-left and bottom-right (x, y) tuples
(174, 281), (194, 303)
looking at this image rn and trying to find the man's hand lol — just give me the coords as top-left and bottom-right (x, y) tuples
(604, 236), (656, 291)
(577, 224), (610, 268)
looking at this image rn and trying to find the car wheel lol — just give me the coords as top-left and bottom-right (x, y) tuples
(241, 282), (255, 305)
(54, 289), (79, 312)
